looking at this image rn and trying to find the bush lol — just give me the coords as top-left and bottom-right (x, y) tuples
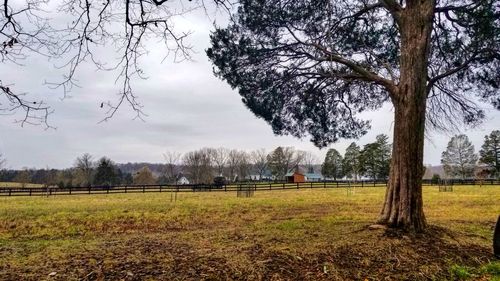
(431, 173), (441, 184)
(213, 176), (226, 187)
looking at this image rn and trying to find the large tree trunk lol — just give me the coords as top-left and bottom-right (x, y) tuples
(378, 1), (435, 232)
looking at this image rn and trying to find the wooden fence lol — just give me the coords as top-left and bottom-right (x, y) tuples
(0, 179), (498, 197)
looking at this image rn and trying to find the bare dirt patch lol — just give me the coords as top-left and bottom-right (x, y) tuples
(0, 226), (495, 281)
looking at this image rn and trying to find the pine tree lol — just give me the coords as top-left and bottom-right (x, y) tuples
(479, 130), (500, 178)
(361, 135), (392, 180)
(321, 149), (343, 180)
(94, 157), (119, 186)
(342, 143), (362, 181)
(207, 0), (500, 232)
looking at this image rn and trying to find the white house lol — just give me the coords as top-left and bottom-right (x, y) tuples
(177, 176), (190, 185)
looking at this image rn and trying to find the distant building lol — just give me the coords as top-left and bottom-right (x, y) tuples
(246, 173), (273, 181)
(304, 173), (323, 182)
(177, 176), (190, 185)
(286, 171), (306, 183)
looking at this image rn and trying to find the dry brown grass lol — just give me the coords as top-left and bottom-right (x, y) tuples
(0, 185), (499, 280)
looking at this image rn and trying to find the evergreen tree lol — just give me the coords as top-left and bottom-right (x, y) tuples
(441, 135), (478, 179)
(360, 143), (380, 180)
(94, 157), (119, 186)
(360, 135), (392, 180)
(321, 149), (343, 180)
(207, 0), (500, 231)
(122, 172), (134, 185)
(479, 130), (500, 178)
(342, 143), (362, 181)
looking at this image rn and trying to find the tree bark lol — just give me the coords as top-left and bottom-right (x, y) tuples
(378, 1), (434, 232)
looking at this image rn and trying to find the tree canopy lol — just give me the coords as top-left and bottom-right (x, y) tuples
(321, 148), (343, 180)
(94, 157), (119, 186)
(207, 0), (500, 147)
(342, 142), (362, 181)
(360, 134), (391, 180)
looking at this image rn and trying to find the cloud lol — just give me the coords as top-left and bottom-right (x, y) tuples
(0, 5), (499, 169)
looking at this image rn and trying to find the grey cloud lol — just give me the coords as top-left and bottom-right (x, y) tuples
(0, 7), (499, 169)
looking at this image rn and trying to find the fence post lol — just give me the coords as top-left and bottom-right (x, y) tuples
(69, 187), (72, 195)
(283, 183), (285, 189)
(125, 186), (128, 193)
(361, 181), (364, 188)
(88, 186), (91, 194)
(143, 185), (145, 193)
(297, 182), (299, 189)
(29, 188), (32, 196)
(159, 185), (162, 192)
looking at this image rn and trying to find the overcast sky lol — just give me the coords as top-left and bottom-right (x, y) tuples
(0, 5), (499, 169)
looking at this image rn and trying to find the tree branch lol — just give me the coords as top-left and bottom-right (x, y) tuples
(311, 42), (397, 94)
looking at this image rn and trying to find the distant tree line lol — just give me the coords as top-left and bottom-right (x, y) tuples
(0, 148), (317, 186)
(0, 155), (134, 188)
(0, 130), (497, 186)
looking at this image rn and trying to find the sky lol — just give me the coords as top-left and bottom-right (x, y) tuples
(0, 3), (499, 169)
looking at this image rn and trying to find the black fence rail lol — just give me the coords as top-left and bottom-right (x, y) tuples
(0, 179), (498, 197)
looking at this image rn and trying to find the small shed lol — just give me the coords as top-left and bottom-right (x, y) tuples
(286, 171), (305, 183)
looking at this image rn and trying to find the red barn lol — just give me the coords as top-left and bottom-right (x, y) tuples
(286, 171), (305, 183)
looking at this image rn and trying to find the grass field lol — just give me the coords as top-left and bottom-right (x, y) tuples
(0, 186), (499, 280)
(0, 182), (44, 188)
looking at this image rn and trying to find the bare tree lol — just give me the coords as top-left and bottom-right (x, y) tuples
(74, 153), (94, 186)
(237, 151), (250, 181)
(0, 153), (5, 169)
(133, 166), (156, 185)
(183, 148), (213, 184)
(226, 149), (240, 181)
(283, 147), (300, 175)
(267, 146), (300, 180)
(212, 147), (228, 176)
(298, 151), (319, 173)
(441, 134), (478, 179)
(1, 0), (230, 126)
(250, 148), (268, 180)
(163, 151), (182, 183)
(14, 168), (31, 188)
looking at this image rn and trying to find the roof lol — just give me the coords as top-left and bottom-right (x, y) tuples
(304, 173), (323, 179)
(285, 171), (304, 177)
